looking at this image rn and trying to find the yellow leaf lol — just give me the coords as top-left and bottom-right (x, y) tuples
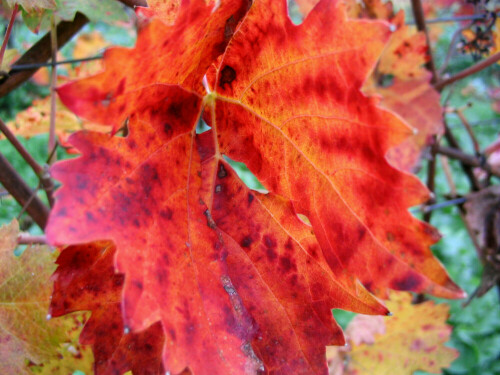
(0, 220), (94, 374)
(342, 292), (458, 375)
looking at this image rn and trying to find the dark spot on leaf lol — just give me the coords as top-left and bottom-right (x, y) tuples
(164, 123), (172, 137)
(279, 256), (296, 272)
(266, 248), (278, 261)
(160, 207), (173, 220)
(248, 193), (254, 205)
(391, 272), (423, 291)
(241, 236), (253, 248)
(168, 328), (176, 340)
(263, 234), (277, 249)
(133, 280), (143, 290)
(219, 65), (236, 89)
(218, 164), (227, 178)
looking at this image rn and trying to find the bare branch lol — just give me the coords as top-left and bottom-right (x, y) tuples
(435, 52), (500, 90)
(0, 0), (143, 98)
(0, 118), (54, 205)
(17, 233), (48, 245)
(410, 0), (439, 83)
(0, 4), (18, 67)
(0, 152), (49, 229)
(436, 145), (500, 178)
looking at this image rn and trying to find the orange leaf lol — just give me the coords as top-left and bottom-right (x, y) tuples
(209, 0), (461, 299)
(46, 1), (464, 374)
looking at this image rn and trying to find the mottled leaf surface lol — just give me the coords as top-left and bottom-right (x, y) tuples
(0, 221), (90, 374)
(46, 0), (464, 374)
(198, 131), (388, 374)
(50, 242), (165, 375)
(4, 0), (54, 12)
(210, 0), (461, 298)
(344, 293), (458, 374)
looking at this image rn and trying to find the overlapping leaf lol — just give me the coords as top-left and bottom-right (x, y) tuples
(0, 220), (92, 374)
(50, 242), (165, 375)
(342, 292), (458, 374)
(46, 0), (464, 374)
(347, 2), (444, 172)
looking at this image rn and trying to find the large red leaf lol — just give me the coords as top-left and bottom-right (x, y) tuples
(209, 0), (462, 299)
(198, 131), (388, 374)
(46, 0), (465, 374)
(50, 242), (165, 375)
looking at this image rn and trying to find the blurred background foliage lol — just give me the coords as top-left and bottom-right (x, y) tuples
(0, 0), (499, 374)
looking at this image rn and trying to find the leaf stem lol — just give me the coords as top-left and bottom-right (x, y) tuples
(435, 52), (500, 90)
(0, 4), (18, 68)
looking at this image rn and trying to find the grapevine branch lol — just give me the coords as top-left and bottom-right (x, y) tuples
(0, 0), (145, 98)
(0, 4), (18, 68)
(435, 52), (500, 90)
(17, 234), (48, 245)
(410, 0), (439, 223)
(0, 118), (54, 205)
(0, 12), (89, 98)
(436, 145), (500, 178)
(0, 152), (49, 229)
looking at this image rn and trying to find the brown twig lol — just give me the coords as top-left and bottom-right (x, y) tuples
(440, 156), (457, 196)
(0, 12), (89, 98)
(0, 0), (142, 98)
(423, 137), (438, 222)
(410, 0), (439, 83)
(118, 0), (147, 7)
(0, 118), (54, 205)
(438, 25), (470, 76)
(17, 234), (48, 245)
(435, 52), (500, 91)
(436, 145), (500, 178)
(443, 121), (482, 191)
(456, 109), (481, 155)
(48, 15), (57, 164)
(0, 152), (49, 229)
(0, 4), (18, 67)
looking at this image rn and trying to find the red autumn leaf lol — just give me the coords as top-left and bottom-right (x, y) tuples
(50, 242), (165, 375)
(208, 0), (460, 299)
(198, 130), (388, 374)
(46, 0), (464, 374)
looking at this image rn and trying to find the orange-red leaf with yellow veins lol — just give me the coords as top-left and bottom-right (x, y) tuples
(198, 130), (388, 374)
(50, 242), (165, 375)
(47, 85), (262, 375)
(57, 0), (250, 129)
(209, 0), (463, 299)
(47, 0), (465, 374)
